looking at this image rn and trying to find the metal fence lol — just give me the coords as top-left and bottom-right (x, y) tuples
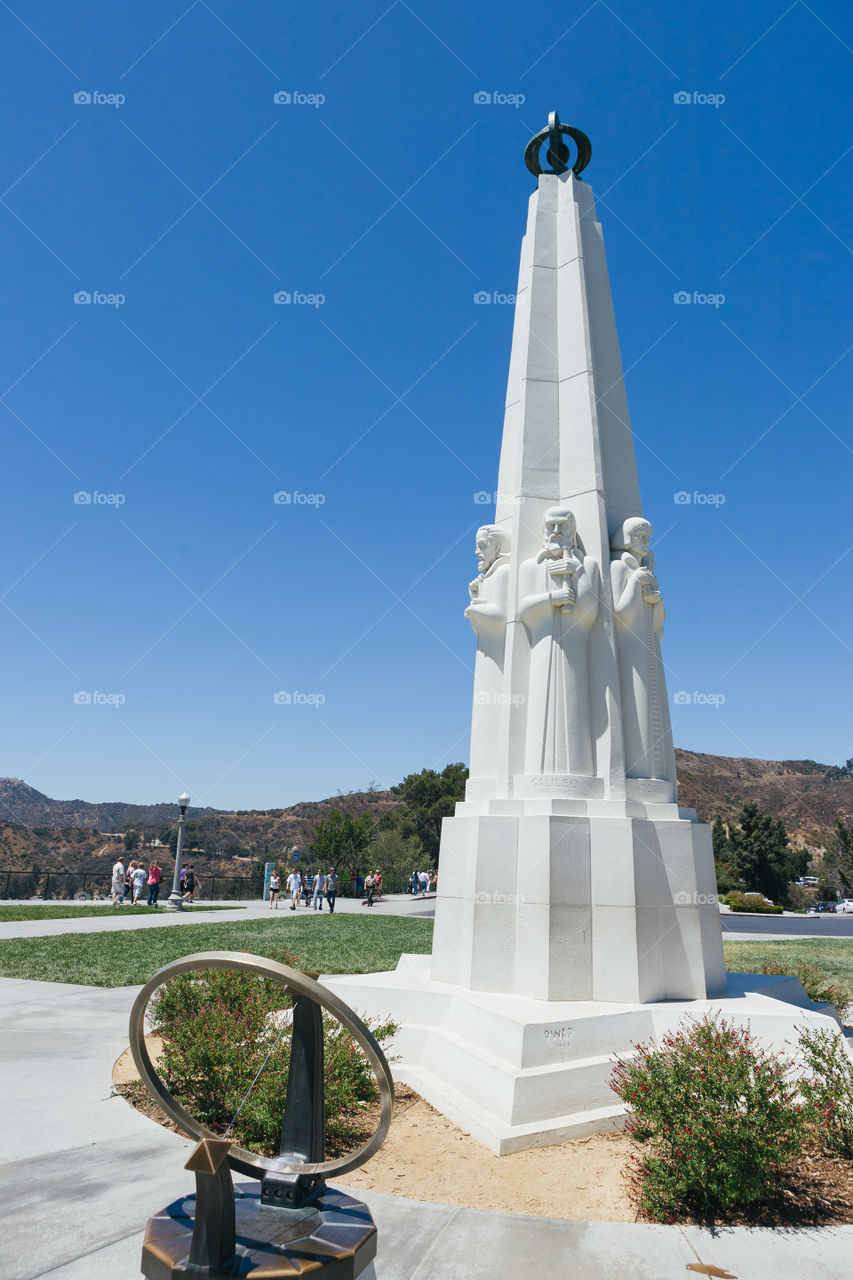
(1, 871), (112, 900)
(1, 870), (424, 900)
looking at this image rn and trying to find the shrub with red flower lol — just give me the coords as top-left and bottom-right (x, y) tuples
(610, 1014), (807, 1221)
(797, 1024), (853, 1158)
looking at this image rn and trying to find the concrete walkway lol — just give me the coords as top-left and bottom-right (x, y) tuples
(0, 893), (436, 941)
(1, 975), (850, 1279)
(7, 901), (853, 945)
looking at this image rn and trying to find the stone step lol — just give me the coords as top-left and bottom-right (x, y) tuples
(393, 1020), (635, 1127)
(393, 1058), (626, 1156)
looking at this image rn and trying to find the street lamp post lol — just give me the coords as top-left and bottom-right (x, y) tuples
(164, 793), (191, 912)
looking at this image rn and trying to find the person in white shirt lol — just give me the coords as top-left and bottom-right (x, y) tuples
(418, 870), (429, 896)
(268, 871), (281, 908)
(287, 869), (302, 911)
(132, 864), (147, 903)
(111, 858), (125, 904)
(311, 871), (326, 910)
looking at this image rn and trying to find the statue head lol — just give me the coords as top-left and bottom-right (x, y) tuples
(611, 517), (652, 561)
(475, 524), (510, 573)
(541, 505), (579, 557)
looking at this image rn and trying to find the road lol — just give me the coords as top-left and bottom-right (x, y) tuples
(721, 913), (853, 938)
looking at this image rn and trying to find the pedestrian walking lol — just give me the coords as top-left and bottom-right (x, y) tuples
(325, 869), (339, 913)
(418, 869), (429, 896)
(410, 870), (418, 896)
(349, 868), (358, 898)
(146, 861), (162, 907)
(373, 869), (383, 902)
(183, 865), (198, 903)
(119, 860), (136, 903)
(268, 870), (281, 908)
(364, 872), (376, 907)
(311, 870), (325, 910)
(132, 863), (147, 903)
(287, 868), (301, 910)
(111, 856), (125, 904)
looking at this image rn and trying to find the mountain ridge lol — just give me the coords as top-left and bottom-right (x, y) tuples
(1, 750), (851, 876)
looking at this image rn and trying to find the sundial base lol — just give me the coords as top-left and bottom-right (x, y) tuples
(141, 1185), (377, 1280)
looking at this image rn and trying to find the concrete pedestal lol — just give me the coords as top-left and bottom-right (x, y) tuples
(324, 957), (843, 1155)
(430, 801), (726, 1002)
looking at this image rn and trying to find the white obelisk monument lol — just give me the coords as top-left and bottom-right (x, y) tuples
(325, 114), (843, 1153)
(430, 112), (726, 1004)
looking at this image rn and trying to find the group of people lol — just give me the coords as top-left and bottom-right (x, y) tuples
(109, 856), (200, 907)
(110, 856), (164, 907)
(410, 869), (436, 896)
(267, 868), (340, 912)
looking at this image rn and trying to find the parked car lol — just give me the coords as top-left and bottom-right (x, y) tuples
(806, 901), (837, 914)
(837, 899), (853, 914)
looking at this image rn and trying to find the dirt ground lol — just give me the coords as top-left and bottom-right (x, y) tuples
(341, 1086), (633, 1220)
(113, 1048), (853, 1225)
(112, 1044), (634, 1220)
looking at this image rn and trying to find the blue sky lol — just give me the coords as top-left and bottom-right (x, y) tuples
(2, 1), (851, 810)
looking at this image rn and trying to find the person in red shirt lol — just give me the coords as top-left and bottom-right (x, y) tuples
(147, 861), (162, 908)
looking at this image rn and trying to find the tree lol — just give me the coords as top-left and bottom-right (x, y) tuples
(821, 819), (853, 897)
(310, 809), (376, 872)
(391, 763), (468, 864)
(711, 815), (729, 861)
(370, 828), (423, 884)
(124, 828), (140, 852)
(727, 802), (807, 903)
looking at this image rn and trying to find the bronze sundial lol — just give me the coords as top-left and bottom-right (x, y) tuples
(129, 952), (394, 1279)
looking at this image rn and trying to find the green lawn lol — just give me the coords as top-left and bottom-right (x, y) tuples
(0, 915), (434, 987)
(0, 904), (239, 923)
(0, 920), (845, 995)
(724, 938), (853, 989)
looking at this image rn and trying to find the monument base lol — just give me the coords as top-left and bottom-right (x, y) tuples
(429, 803), (727, 1002)
(323, 955), (845, 1155)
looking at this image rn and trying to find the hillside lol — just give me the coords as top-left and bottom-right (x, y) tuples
(674, 751), (853, 849)
(1, 750), (852, 878)
(0, 778), (223, 828)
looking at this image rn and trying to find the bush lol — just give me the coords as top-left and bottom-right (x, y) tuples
(784, 884), (819, 913)
(797, 1025), (853, 1157)
(147, 947), (396, 1157)
(725, 891), (784, 914)
(759, 961), (851, 1023)
(610, 1014), (806, 1222)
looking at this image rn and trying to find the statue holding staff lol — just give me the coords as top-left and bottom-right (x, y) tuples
(518, 506), (600, 777)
